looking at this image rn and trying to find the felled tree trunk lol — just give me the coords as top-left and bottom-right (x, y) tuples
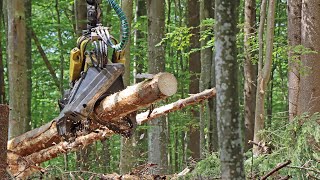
(7, 73), (177, 157)
(8, 88), (216, 178)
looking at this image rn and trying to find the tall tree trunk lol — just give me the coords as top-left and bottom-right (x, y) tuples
(73, 0), (91, 171)
(243, 0), (257, 151)
(0, 0), (5, 104)
(200, 0), (215, 157)
(133, 0), (146, 85)
(187, 0), (201, 160)
(120, 0), (146, 174)
(288, 0), (301, 121)
(298, 0), (320, 114)
(74, 0), (87, 36)
(55, 0), (65, 95)
(0, 105), (9, 179)
(215, 0), (245, 178)
(7, 0), (32, 139)
(147, 0), (167, 175)
(253, 0), (276, 155)
(122, 0), (133, 87)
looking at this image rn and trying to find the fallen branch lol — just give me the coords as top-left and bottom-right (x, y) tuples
(261, 160), (292, 180)
(287, 165), (320, 175)
(136, 88), (216, 125)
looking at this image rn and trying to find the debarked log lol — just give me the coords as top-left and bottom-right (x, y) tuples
(7, 72), (178, 157)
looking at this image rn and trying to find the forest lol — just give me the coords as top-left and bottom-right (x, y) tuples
(0, 0), (319, 179)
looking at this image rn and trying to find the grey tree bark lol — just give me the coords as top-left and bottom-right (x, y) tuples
(253, 0), (276, 155)
(187, 0), (201, 160)
(288, 0), (301, 122)
(122, 0), (133, 87)
(119, 0), (143, 174)
(74, 0), (87, 36)
(215, 0), (245, 178)
(147, 0), (168, 175)
(243, 0), (257, 150)
(298, 0), (320, 114)
(7, 0), (32, 139)
(200, 0), (216, 157)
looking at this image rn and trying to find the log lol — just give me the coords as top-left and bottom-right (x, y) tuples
(94, 72), (178, 123)
(7, 73), (177, 157)
(8, 88), (216, 177)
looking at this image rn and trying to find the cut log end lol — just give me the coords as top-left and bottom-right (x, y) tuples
(156, 73), (178, 96)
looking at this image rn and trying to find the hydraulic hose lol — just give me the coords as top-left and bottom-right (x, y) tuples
(106, 0), (129, 51)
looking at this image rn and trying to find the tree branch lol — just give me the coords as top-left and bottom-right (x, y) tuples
(31, 29), (61, 90)
(261, 160), (292, 180)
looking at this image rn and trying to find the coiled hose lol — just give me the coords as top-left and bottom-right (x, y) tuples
(106, 0), (129, 51)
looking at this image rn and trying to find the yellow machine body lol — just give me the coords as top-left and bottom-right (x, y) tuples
(69, 37), (126, 82)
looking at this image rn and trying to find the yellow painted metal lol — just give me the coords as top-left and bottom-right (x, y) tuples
(69, 38), (90, 81)
(112, 51), (126, 64)
(69, 47), (82, 81)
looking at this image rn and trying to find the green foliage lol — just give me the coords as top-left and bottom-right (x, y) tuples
(245, 113), (320, 178)
(188, 153), (221, 179)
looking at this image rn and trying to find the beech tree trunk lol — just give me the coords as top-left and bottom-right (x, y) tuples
(215, 0), (245, 178)
(121, 0), (133, 87)
(119, 0), (136, 174)
(74, 0), (86, 36)
(298, 0), (320, 114)
(199, 0), (216, 156)
(7, 0), (32, 139)
(187, 0), (201, 161)
(254, 0), (276, 155)
(244, 0), (257, 150)
(0, 105), (9, 179)
(147, 0), (168, 175)
(288, 0), (301, 121)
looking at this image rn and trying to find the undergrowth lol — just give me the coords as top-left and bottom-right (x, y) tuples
(188, 113), (320, 179)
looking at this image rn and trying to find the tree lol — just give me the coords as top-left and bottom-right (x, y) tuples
(200, 0), (216, 156)
(187, 0), (201, 160)
(253, 0), (276, 155)
(74, 0), (87, 36)
(243, 0), (257, 150)
(119, 0), (135, 174)
(298, 0), (320, 114)
(7, 0), (32, 139)
(215, 0), (245, 178)
(288, 0), (301, 121)
(0, 105), (9, 179)
(55, 0), (65, 95)
(121, 0), (133, 87)
(147, 0), (168, 174)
